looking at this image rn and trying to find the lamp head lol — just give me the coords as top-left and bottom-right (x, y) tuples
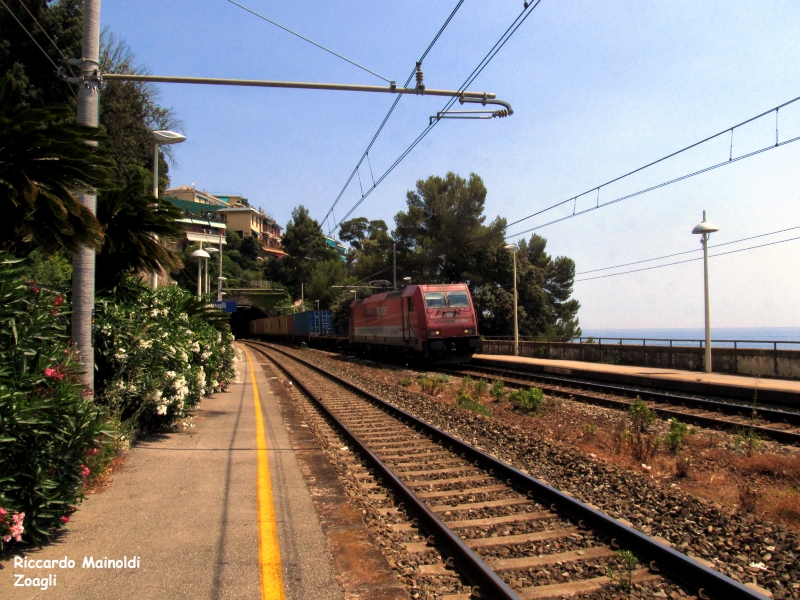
(190, 249), (210, 259)
(206, 247), (219, 253)
(692, 221), (719, 235)
(504, 244), (518, 251)
(152, 130), (186, 145)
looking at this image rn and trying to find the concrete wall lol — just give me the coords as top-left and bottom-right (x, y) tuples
(481, 340), (800, 380)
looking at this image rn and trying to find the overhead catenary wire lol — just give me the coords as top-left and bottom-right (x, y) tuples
(504, 94), (800, 240)
(224, 0), (392, 84)
(575, 224), (800, 275)
(322, 0), (467, 234)
(0, 0), (77, 99)
(330, 0), (544, 231)
(574, 235), (800, 282)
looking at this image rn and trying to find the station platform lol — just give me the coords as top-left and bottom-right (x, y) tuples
(473, 354), (800, 406)
(2, 347), (405, 599)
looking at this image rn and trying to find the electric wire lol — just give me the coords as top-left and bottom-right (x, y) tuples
(330, 0), (543, 231)
(574, 235), (800, 282)
(224, 0), (392, 83)
(16, 0), (76, 78)
(575, 224), (800, 275)
(504, 94), (800, 240)
(322, 0), (466, 233)
(0, 0), (77, 98)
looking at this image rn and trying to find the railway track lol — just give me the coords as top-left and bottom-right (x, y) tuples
(441, 363), (800, 445)
(244, 341), (764, 600)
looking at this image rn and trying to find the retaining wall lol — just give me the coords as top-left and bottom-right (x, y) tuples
(480, 340), (800, 380)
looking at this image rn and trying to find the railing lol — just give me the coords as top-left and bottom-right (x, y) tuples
(481, 335), (800, 351)
(480, 336), (800, 379)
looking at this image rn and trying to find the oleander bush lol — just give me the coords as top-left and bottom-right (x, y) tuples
(94, 279), (236, 437)
(0, 253), (110, 547)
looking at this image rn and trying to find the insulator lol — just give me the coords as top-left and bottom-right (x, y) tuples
(415, 62), (424, 86)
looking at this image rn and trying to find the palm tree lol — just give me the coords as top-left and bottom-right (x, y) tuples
(95, 179), (185, 290)
(0, 73), (112, 254)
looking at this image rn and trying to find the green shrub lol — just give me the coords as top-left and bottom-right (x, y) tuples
(628, 397), (656, 433)
(489, 380), (505, 399)
(417, 373), (448, 396)
(461, 375), (474, 389)
(508, 386), (544, 411)
(456, 389), (492, 416)
(0, 253), (111, 547)
(473, 378), (488, 394)
(582, 423), (597, 439)
(665, 418), (691, 453)
(398, 377), (411, 387)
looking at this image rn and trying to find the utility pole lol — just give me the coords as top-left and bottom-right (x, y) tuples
(393, 243), (397, 290)
(72, 0), (101, 391)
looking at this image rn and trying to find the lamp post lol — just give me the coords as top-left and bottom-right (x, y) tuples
(206, 247), (218, 296)
(505, 244), (519, 357)
(190, 248), (210, 300)
(403, 276), (411, 287)
(315, 300), (320, 311)
(692, 211), (719, 373)
(349, 289), (357, 301)
(150, 130), (186, 289)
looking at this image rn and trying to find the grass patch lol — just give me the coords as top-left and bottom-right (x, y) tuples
(456, 389), (492, 416)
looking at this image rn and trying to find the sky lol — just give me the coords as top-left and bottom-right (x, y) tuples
(101, 0), (800, 330)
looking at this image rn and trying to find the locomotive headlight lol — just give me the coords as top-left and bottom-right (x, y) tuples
(432, 330), (441, 336)
(464, 328), (474, 334)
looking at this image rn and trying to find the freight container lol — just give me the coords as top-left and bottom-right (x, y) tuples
(294, 310), (333, 336)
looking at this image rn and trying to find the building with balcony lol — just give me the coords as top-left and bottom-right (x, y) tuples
(325, 236), (347, 262)
(216, 205), (286, 259)
(164, 187), (286, 258)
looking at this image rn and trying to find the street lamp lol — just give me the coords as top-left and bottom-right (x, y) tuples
(692, 211), (719, 373)
(206, 247), (219, 297)
(315, 300), (320, 311)
(349, 289), (357, 301)
(402, 277), (411, 286)
(190, 248), (210, 300)
(151, 130), (186, 289)
(505, 244), (519, 357)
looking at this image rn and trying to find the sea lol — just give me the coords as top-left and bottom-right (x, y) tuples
(577, 327), (800, 350)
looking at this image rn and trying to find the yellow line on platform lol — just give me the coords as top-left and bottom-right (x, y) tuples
(244, 346), (286, 600)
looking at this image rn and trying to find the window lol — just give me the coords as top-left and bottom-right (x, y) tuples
(424, 292), (446, 308)
(447, 292), (470, 308)
(408, 298), (414, 312)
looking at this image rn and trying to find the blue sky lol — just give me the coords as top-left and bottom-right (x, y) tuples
(102, 0), (800, 330)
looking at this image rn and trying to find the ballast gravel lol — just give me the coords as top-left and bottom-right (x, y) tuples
(290, 348), (799, 600)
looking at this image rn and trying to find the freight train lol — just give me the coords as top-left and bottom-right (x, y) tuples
(247, 283), (481, 363)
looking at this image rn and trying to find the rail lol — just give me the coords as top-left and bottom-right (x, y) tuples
(246, 341), (764, 599)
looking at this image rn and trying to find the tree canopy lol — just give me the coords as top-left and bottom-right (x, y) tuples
(0, 74), (112, 254)
(336, 172), (581, 339)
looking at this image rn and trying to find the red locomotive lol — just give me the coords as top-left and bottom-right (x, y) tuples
(350, 284), (481, 363)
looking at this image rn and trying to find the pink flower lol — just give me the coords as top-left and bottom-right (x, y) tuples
(0, 507), (7, 516)
(45, 367), (56, 378)
(2, 535), (9, 543)
(53, 296), (64, 307)
(80, 465), (90, 477)
(60, 516), (70, 523)
(86, 448), (99, 457)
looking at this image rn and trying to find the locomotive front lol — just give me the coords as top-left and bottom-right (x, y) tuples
(417, 284), (482, 362)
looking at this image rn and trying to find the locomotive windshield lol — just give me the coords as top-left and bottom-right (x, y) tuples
(424, 291), (471, 308)
(447, 292), (470, 307)
(424, 292), (447, 308)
